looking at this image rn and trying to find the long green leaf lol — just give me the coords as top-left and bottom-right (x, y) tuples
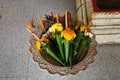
(69, 43), (73, 69)
(56, 35), (65, 61)
(75, 39), (87, 62)
(74, 32), (83, 51)
(46, 45), (65, 66)
(63, 40), (70, 63)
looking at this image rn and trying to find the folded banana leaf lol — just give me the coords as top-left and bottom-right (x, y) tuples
(75, 36), (91, 62)
(42, 43), (65, 66)
(63, 40), (70, 63)
(56, 35), (65, 61)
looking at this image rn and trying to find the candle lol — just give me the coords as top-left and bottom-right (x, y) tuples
(38, 16), (45, 29)
(38, 16), (46, 33)
(65, 11), (68, 29)
(56, 13), (59, 23)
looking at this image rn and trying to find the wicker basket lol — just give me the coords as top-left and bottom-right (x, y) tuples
(29, 28), (97, 76)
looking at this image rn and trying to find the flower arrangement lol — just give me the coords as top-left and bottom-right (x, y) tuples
(27, 11), (93, 68)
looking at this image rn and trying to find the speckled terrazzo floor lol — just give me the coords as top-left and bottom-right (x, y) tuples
(0, 0), (120, 80)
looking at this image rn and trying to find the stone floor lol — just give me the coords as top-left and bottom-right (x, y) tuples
(0, 0), (120, 80)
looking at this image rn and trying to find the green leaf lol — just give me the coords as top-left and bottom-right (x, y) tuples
(63, 40), (70, 63)
(45, 45), (65, 66)
(41, 42), (48, 49)
(56, 35), (65, 61)
(50, 38), (63, 61)
(69, 43), (73, 69)
(74, 32), (83, 51)
(85, 36), (91, 43)
(75, 38), (87, 62)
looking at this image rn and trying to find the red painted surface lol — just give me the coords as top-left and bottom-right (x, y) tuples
(92, 0), (120, 12)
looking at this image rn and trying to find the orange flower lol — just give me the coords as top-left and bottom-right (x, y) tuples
(61, 28), (76, 41)
(27, 23), (32, 29)
(40, 37), (49, 42)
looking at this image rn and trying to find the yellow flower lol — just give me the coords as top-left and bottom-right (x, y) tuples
(49, 23), (63, 33)
(36, 37), (49, 51)
(36, 40), (41, 50)
(27, 23), (32, 29)
(80, 25), (87, 35)
(61, 28), (76, 41)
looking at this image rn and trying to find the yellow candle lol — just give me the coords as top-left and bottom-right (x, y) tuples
(56, 13), (59, 23)
(38, 16), (45, 29)
(65, 11), (68, 29)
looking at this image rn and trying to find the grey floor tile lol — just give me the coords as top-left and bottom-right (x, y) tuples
(0, 44), (29, 78)
(0, 22), (29, 77)
(0, 17), (29, 78)
(0, 35), (29, 77)
(109, 74), (120, 80)
(98, 45), (120, 80)
(96, 45), (120, 80)
(100, 45), (120, 80)
(0, 78), (7, 80)
(84, 63), (109, 80)
(67, 71), (88, 80)
(28, 56), (53, 80)
(6, 78), (27, 80)
(107, 59), (120, 80)
(86, 64), (109, 80)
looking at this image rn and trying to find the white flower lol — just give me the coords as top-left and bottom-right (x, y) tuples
(42, 33), (48, 37)
(86, 32), (93, 38)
